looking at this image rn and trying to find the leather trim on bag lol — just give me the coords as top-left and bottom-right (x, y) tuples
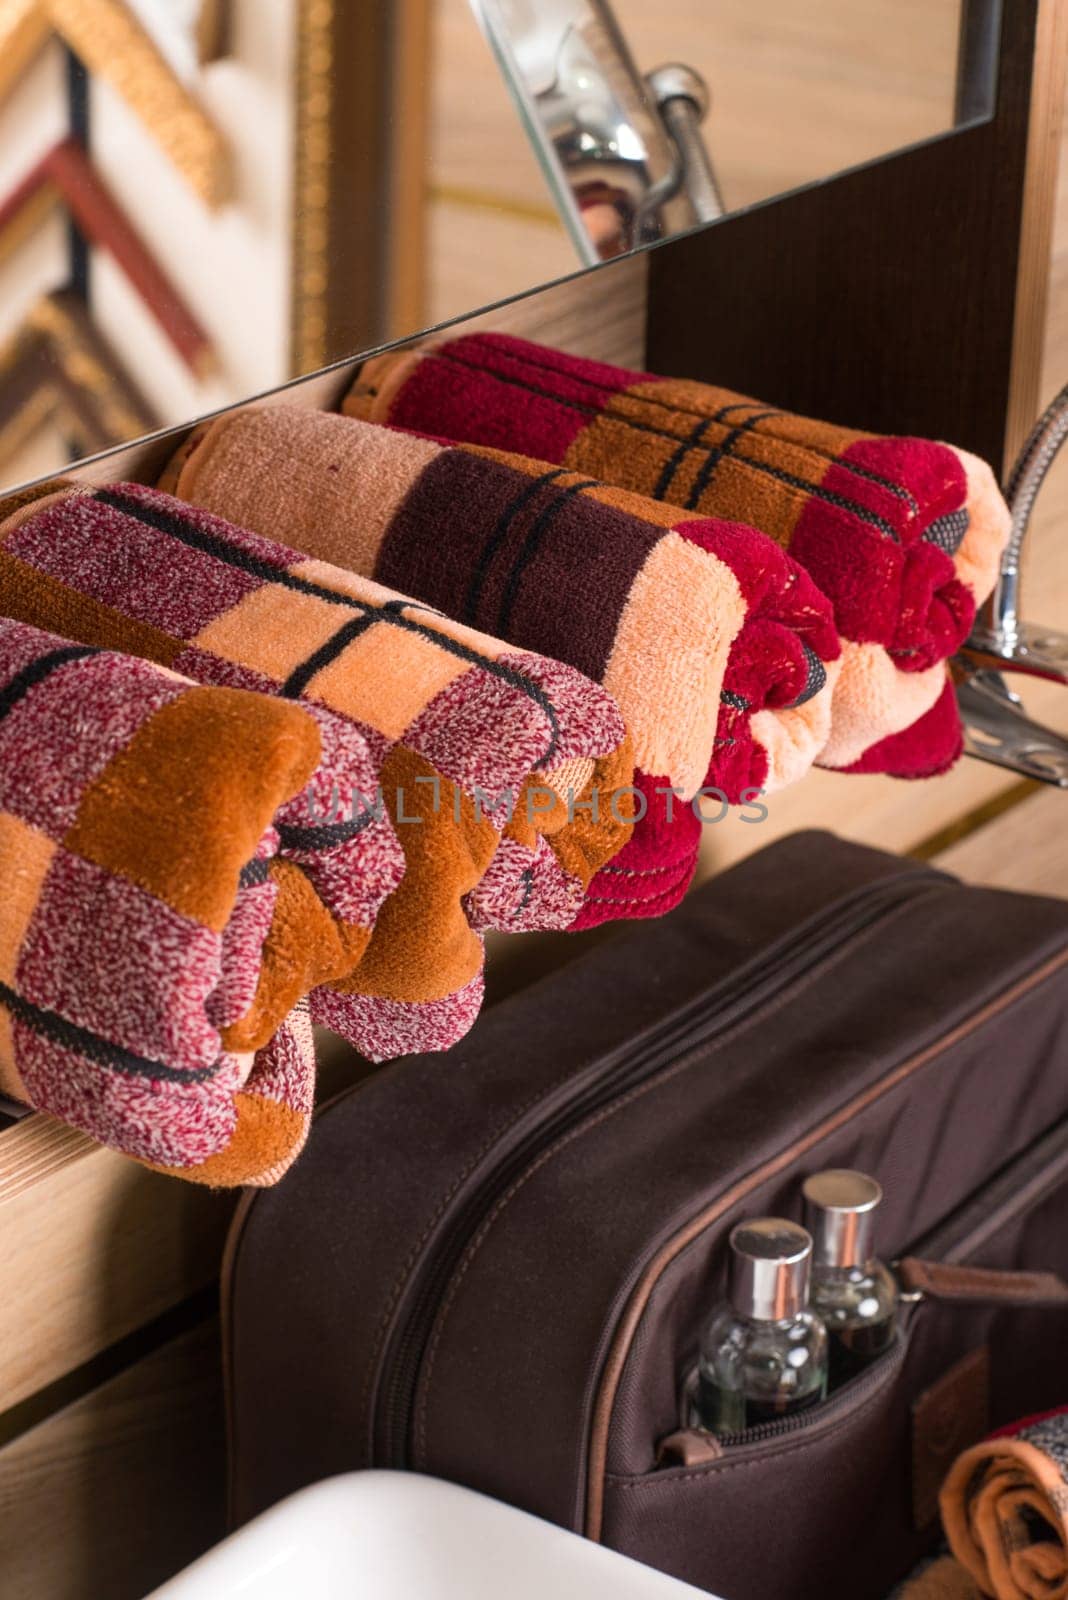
(584, 945), (1068, 1541)
(897, 1257), (1068, 1305)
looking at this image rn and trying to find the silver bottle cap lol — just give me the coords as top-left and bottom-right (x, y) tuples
(802, 1169), (882, 1269)
(728, 1218), (813, 1321)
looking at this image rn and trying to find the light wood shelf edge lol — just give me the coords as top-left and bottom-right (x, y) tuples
(0, 1114), (98, 1201)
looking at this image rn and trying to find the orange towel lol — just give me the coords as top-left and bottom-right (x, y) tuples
(893, 1556), (980, 1599)
(940, 1408), (1068, 1600)
(0, 616), (341, 1185)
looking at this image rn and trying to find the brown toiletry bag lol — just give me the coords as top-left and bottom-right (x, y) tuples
(223, 831), (1068, 1599)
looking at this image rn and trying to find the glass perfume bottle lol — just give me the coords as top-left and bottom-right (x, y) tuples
(802, 1169), (898, 1388)
(693, 1218), (829, 1435)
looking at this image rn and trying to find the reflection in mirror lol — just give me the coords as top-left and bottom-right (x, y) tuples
(0, 0), (998, 496)
(471, 0), (726, 264)
(459, 0), (999, 265)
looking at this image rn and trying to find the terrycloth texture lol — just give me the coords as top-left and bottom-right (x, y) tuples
(346, 333), (1012, 778)
(0, 617), (333, 1185)
(940, 1407), (1068, 1599)
(843, 677), (964, 780)
(891, 1555), (980, 1599)
(0, 485), (632, 1054)
(161, 405), (839, 926)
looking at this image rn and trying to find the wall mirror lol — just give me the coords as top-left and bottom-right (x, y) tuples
(0, 0), (1000, 495)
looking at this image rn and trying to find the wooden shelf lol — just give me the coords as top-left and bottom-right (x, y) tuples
(0, 1115), (232, 1413)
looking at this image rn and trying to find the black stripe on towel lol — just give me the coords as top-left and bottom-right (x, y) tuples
(277, 808), (380, 852)
(0, 981), (226, 1084)
(654, 414), (715, 501)
(465, 467), (568, 625)
(923, 507), (970, 555)
(94, 489), (564, 766)
(238, 857), (272, 888)
(280, 615), (377, 698)
(684, 411), (783, 510)
(498, 478), (599, 635)
(787, 644), (828, 709)
(0, 645), (100, 725)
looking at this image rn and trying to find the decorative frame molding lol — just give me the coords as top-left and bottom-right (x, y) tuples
(0, 0), (229, 206)
(0, 290), (157, 470)
(289, 0), (333, 376)
(0, 137), (213, 373)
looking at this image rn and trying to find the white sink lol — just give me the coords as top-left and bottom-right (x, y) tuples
(145, 1472), (720, 1599)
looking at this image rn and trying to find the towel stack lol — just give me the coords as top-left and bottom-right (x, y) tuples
(0, 485), (632, 1062)
(161, 405), (840, 924)
(0, 335), (1011, 1184)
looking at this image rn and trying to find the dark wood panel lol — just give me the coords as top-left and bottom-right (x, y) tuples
(646, 0), (1043, 474)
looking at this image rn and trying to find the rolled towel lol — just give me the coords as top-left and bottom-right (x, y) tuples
(161, 404), (840, 925)
(0, 617), (341, 1184)
(346, 333), (1011, 777)
(890, 1555), (979, 1599)
(0, 485), (632, 1055)
(940, 1406), (1068, 1600)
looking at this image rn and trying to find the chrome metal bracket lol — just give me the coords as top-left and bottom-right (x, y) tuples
(469, 1), (723, 264)
(644, 63), (724, 225)
(957, 661), (1068, 786)
(963, 620), (1068, 686)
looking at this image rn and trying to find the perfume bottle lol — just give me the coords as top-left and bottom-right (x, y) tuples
(802, 1169), (898, 1388)
(694, 1218), (829, 1435)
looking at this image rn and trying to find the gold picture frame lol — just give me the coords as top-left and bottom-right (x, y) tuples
(290, 0), (431, 376)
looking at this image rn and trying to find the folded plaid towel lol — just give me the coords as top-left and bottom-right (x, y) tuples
(160, 405), (839, 925)
(346, 333), (1011, 778)
(940, 1406), (1068, 1600)
(0, 617), (341, 1185)
(0, 486), (631, 1054)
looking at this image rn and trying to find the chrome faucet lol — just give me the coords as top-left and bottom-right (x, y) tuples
(469, 0), (723, 265)
(958, 383), (1068, 786)
(969, 382), (1068, 681)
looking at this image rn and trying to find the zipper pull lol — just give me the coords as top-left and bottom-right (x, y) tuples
(895, 1257), (1068, 1308)
(656, 1427), (725, 1468)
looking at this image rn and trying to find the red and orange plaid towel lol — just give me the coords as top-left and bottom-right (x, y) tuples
(161, 404), (840, 925)
(0, 484), (632, 1054)
(0, 616), (404, 1185)
(346, 332), (1011, 779)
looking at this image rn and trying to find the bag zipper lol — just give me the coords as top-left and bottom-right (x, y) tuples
(375, 869), (942, 1469)
(655, 1112), (1068, 1466)
(708, 1333), (910, 1451)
